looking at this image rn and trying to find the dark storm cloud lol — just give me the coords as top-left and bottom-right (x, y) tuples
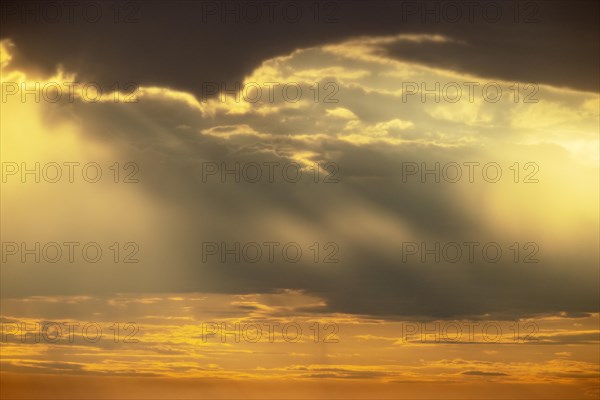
(1, 1), (598, 321)
(1, 0), (598, 94)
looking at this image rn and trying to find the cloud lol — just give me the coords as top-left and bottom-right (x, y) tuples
(462, 370), (509, 377)
(3, 1), (597, 95)
(1, 33), (598, 323)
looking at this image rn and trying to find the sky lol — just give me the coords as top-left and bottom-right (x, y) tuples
(0, 1), (599, 399)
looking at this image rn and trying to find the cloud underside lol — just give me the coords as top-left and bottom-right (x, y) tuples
(1, 34), (598, 321)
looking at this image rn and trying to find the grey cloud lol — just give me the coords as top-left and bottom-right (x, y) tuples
(1, 1), (598, 95)
(2, 24), (598, 322)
